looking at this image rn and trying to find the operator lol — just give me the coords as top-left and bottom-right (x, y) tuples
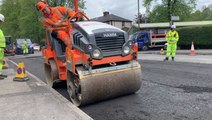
(164, 25), (179, 61)
(22, 39), (28, 55)
(0, 14), (7, 80)
(36, 1), (77, 48)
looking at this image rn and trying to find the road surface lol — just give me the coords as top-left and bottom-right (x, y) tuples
(8, 54), (212, 120)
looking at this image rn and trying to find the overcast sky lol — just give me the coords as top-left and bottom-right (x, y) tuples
(84, 0), (212, 21)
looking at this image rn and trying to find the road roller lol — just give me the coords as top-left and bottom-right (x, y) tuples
(42, 0), (142, 106)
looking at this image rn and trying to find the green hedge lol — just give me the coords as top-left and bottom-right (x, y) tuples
(177, 25), (212, 49)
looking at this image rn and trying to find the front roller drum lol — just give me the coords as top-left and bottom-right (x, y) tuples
(67, 67), (142, 106)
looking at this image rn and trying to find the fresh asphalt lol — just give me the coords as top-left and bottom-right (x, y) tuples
(7, 51), (212, 120)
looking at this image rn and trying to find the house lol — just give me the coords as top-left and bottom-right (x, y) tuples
(91, 11), (132, 31)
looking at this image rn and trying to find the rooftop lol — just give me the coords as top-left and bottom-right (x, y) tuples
(91, 11), (132, 22)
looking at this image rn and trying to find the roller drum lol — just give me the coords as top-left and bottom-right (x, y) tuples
(79, 66), (142, 106)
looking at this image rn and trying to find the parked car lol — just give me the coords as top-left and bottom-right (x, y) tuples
(15, 38), (34, 55)
(31, 43), (41, 52)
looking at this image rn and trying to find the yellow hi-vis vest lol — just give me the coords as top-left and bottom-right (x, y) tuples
(0, 29), (5, 48)
(22, 40), (27, 49)
(166, 30), (179, 44)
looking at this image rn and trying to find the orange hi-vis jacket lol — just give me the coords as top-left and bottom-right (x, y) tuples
(41, 6), (75, 32)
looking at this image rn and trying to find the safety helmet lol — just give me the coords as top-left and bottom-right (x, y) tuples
(36, 1), (47, 11)
(0, 14), (5, 22)
(171, 25), (176, 29)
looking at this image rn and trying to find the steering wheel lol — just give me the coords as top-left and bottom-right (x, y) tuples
(68, 11), (90, 25)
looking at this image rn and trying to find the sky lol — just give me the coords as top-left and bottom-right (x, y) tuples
(84, 0), (212, 21)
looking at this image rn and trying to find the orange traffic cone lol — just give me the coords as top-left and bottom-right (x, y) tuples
(160, 48), (164, 55)
(3, 59), (8, 69)
(190, 41), (196, 55)
(13, 62), (29, 81)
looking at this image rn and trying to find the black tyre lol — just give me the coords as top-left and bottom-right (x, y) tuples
(142, 45), (149, 51)
(67, 71), (81, 106)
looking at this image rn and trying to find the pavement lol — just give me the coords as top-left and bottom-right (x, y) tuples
(0, 58), (93, 120)
(140, 49), (212, 55)
(139, 49), (212, 64)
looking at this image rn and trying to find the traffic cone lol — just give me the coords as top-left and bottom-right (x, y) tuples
(160, 48), (164, 55)
(190, 41), (196, 55)
(13, 62), (29, 81)
(3, 59), (8, 69)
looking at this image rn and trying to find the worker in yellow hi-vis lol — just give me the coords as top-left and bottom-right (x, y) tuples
(22, 39), (28, 55)
(0, 14), (7, 80)
(164, 25), (179, 61)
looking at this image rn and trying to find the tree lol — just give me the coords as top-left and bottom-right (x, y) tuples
(47, 0), (86, 10)
(134, 13), (149, 24)
(0, 0), (45, 43)
(188, 10), (202, 21)
(188, 4), (212, 21)
(148, 5), (168, 22)
(18, 0), (45, 43)
(0, 0), (86, 44)
(201, 7), (212, 20)
(0, 0), (21, 39)
(143, 0), (196, 23)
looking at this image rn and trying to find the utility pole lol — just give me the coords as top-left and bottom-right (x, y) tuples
(137, 0), (140, 31)
(168, 0), (173, 26)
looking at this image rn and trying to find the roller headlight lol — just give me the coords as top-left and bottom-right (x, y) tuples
(93, 49), (101, 58)
(123, 46), (130, 54)
(122, 40), (133, 56)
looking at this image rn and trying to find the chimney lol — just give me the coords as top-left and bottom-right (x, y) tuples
(103, 11), (109, 16)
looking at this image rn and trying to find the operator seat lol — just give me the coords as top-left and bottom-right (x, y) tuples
(47, 30), (66, 61)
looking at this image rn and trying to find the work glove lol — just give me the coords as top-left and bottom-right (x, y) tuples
(71, 16), (83, 22)
(76, 17), (84, 21)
